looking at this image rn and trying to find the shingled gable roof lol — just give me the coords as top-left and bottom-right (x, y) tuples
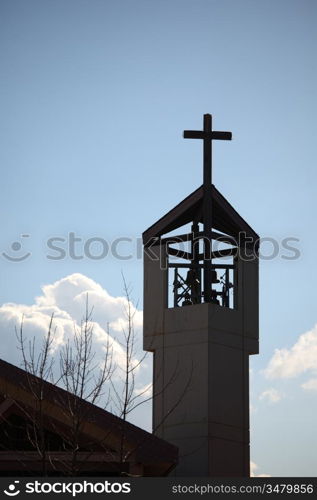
(142, 184), (259, 244)
(0, 359), (178, 476)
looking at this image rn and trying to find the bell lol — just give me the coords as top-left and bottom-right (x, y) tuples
(182, 293), (192, 307)
(211, 270), (220, 284)
(182, 298), (192, 306)
(186, 269), (199, 286)
(211, 289), (220, 306)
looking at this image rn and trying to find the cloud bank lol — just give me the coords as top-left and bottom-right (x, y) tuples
(0, 273), (148, 402)
(259, 388), (283, 404)
(264, 324), (317, 385)
(250, 461), (271, 477)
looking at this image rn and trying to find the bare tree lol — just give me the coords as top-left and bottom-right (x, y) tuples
(111, 275), (149, 419)
(57, 296), (114, 474)
(15, 296), (114, 475)
(16, 314), (56, 475)
(109, 274), (150, 462)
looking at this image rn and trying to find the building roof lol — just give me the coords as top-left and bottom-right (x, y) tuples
(143, 184), (259, 244)
(0, 359), (178, 476)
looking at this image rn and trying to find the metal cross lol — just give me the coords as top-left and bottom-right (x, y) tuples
(183, 114), (232, 303)
(183, 114), (232, 188)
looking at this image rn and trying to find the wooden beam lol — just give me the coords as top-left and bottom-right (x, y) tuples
(168, 244), (236, 262)
(199, 247), (237, 260)
(168, 263), (234, 269)
(167, 246), (192, 260)
(0, 451), (122, 462)
(161, 230), (237, 246)
(0, 398), (15, 419)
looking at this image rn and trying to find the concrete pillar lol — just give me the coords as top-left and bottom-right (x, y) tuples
(143, 245), (258, 477)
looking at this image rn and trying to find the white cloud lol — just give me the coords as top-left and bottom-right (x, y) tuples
(264, 324), (317, 381)
(0, 273), (147, 391)
(134, 383), (152, 399)
(250, 461), (271, 477)
(301, 378), (317, 391)
(259, 388), (283, 404)
(35, 273), (143, 332)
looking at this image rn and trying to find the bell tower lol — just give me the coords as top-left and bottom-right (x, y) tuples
(142, 114), (259, 477)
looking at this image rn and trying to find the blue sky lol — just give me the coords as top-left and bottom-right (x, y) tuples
(0, 0), (316, 476)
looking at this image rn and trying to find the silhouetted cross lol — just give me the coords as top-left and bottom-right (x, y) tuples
(183, 114), (232, 187)
(183, 114), (232, 303)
